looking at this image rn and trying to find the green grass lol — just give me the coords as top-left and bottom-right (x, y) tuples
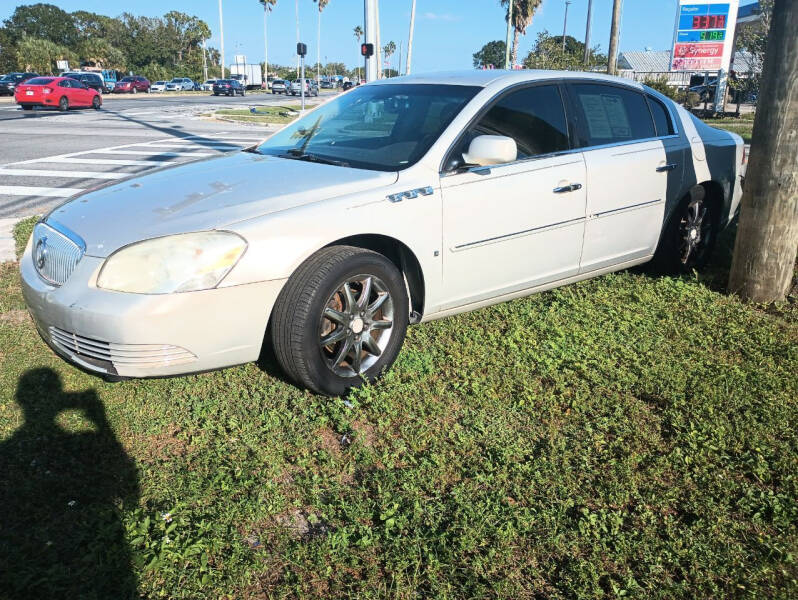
(1, 219), (796, 599)
(702, 114), (755, 143)
(213, 105), (318, 125)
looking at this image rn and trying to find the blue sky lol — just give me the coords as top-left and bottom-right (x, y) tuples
(2, 1), (756, 72)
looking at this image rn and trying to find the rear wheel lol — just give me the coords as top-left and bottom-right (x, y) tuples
(22, 105), (32, 111)
(654, 187), (717, 273)
(58, 96), (68, 111)
(271, 246), (409, 396)
(92, 96), (101, 110)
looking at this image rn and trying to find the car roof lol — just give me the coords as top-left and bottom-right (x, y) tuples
(369, 69), (645, 90)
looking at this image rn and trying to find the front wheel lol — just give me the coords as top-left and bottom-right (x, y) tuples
(271, 246), (409, 396)
(58, 96), (68, 111)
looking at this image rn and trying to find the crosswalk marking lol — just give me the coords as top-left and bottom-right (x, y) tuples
(0, 185), (85, 197)
(32, 157), (178, 166)
(84, 149), (214, 157)
(142, 142), (242, 149)
(0, 169), (127, 180)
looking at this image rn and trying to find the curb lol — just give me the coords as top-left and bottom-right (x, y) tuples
(0, 217), (22, 262)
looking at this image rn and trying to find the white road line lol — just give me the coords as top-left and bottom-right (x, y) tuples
(0, 185), (84, 197)
(142, 142), (241, 148)
(31, 157), (177, 166)
(9, 136), (181, 166)
(79, 149), (214, 157)
(0, 168), (127, 180)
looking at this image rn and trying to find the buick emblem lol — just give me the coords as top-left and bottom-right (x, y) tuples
(34, 235), (48, 269)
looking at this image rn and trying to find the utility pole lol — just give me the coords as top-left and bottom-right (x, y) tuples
(607, 0), (622, 75)
(504, 0), (513, 69)
(364, 0), (378, 82)
(583, 0), (593, 65)
(729, 0), (798, 303)
(202, 39), (208, 82)
(406, 0), (416, 75)
(218, 0), (226, 78)
(295, 0), (300, 78)
(562, 1), (571, 53)
(398, 40), (403, 77)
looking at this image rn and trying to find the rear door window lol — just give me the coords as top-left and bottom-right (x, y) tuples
(647, 96), (675, 137)
(568, 82), (656, 147)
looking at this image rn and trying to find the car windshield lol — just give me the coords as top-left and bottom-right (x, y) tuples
(120, 77), (135, 82)
(170, 79), (182, 83)
(256, 83), (479, 171)
(24, 77), (55, 85)
(155, 81), (166, 85)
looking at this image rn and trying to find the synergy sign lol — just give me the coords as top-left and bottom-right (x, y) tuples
(670, 0), (739, 71)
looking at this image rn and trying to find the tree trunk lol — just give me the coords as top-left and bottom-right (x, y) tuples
(511, 29), (519, 67)
(728, 0), (798, 303)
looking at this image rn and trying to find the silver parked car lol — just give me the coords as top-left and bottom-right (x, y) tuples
(165, 77), (194, 91)
(20, 71), (744, 395)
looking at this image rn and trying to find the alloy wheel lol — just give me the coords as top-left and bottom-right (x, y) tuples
(318, 274), (394, 377)
(678, 197), (711, 266)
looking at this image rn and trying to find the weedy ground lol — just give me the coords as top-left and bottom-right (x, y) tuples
(1, 217), (795, 599)
(212, 105), (319, 125)
(702, 112), (755, 143)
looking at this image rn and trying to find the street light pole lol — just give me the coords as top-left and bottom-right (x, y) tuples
(364, 0), (378, 82)
(562, 1), (571, 53)
(583, 0), (593, 65)
(504, 0), (513, 69)
(218, 0), (226, 78)
(261, 1), (269, 85)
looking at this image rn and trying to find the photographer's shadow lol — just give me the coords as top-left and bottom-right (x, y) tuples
(0, 368), (140, 599)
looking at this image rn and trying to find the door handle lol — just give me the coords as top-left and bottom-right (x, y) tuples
(553, 183), (582, 193)
(656, 163), (678, 172)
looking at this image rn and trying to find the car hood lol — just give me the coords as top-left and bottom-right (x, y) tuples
(46, 151), (398, 258)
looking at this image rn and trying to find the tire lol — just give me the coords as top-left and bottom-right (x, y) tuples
(58, 96), (68, 112)
(653, 186), (717, 274)
(92, 96), (101, 110)
(22, 105), (32, 111)
(271, 246), (409, 396)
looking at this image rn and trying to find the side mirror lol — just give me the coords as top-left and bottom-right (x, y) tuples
(462, 135), (517, 167)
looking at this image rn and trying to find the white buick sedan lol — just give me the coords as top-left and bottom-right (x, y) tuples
(21, 70), (745, 395)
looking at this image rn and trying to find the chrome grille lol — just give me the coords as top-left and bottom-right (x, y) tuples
(48, 326), (196, 368)
(32, 222), (84, 286)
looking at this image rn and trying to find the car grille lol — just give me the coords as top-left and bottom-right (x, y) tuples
(48, 326), (196, 369)
(32, 222), (85, 286)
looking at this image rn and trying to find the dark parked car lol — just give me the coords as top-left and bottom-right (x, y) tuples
(212, 79), (245, 96)
(113, 76), (150, 93)
(342, 81), (355, 91)
(61, 72), (107, 94)
(0, 72), (38, 96)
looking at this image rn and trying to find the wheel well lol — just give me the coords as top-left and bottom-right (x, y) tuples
(325, 234), (426, 321)
(697, 180), (726, 225)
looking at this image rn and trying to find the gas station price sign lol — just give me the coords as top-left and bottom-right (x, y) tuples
(671, 2), (735, 70)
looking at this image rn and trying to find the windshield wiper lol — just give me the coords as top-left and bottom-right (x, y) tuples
(279, 150), (349, 167)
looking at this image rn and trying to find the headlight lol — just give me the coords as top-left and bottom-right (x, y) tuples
(97, 231), (247, 294)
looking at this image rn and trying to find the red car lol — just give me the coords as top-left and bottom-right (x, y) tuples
(113, 76), (150, 93)
(15, 76), (102, 111)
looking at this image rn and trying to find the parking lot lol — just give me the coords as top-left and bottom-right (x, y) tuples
(0, 92), (319, 217)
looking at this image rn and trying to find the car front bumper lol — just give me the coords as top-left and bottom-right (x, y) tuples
(20, 246), (286, 379)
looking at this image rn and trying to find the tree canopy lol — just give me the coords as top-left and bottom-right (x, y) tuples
(473, 40), (507, 69)
(0, 4), (217, 81)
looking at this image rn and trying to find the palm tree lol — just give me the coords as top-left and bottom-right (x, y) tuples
(258, 0), (277, 86)
(353, 25), (363, 82)
(383, 40), (396, 77)
(501, 0), (542, 67)
(313, 0), (330, 84)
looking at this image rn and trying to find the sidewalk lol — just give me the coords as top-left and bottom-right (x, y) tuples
(0, 217), (25, 262)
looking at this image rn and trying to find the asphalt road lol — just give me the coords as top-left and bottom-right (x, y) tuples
(0, 91), (328, 220)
